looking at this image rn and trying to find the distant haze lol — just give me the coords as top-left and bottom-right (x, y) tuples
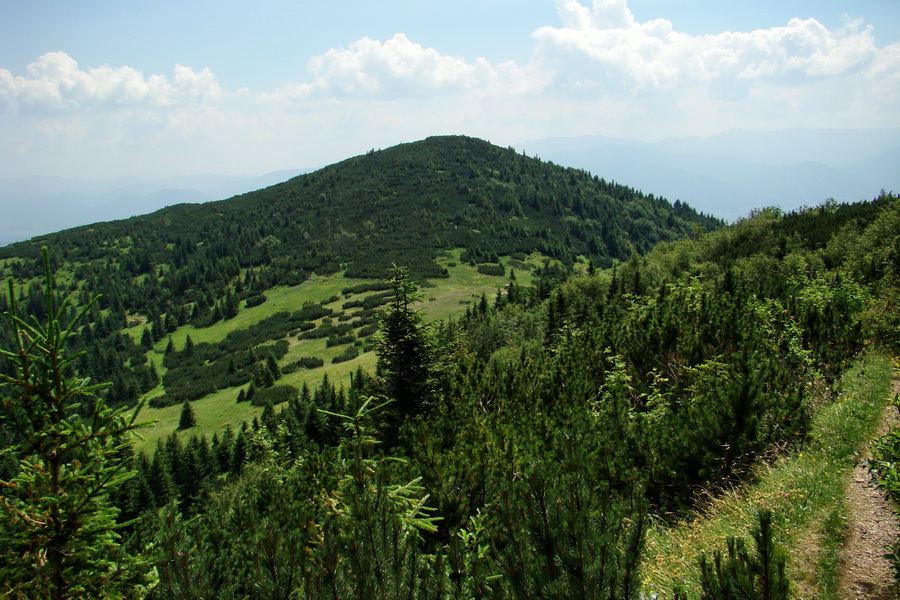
(518, 128), (899, 221)
(0, 169), (307, 247)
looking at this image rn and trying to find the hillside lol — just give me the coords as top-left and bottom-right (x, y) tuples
(0, 135), (718, 288)
(1, 158), (898, 595)
(0, 135), (719, 416)
(0, 169), (309, 246)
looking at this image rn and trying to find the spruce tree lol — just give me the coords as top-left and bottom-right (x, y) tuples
(140, 326), (153, 348)
(266, 352), (281, 381)
(375, 265), (436, 420)
(178, 400), (197, 430)
(0, 249), (150, 599)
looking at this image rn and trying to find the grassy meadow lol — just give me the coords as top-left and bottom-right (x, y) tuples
(131, 252), (534, 453)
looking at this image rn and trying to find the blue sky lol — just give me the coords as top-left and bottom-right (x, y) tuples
(1, 0), (898, 178)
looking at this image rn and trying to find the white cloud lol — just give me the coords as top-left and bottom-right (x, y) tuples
(555, 0), (635, 30)
(270, 33), (537, 101)
(532, 1), (889, 101)
(1, 0), (899, 180)
(0, 52), (221, 113)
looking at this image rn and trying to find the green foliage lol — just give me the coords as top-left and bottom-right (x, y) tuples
(1, 158), (897, 598)
(310, 398), (441, 597)
(243, 292), (268, 308)
(341, 281), (391, 295)
(697, 510), (790, 600)
(342, 290), (394, 310)
(375, 266), (436, 420)
(870, 395), (900, 502)
(250, 384), (298, 407)
(0, 136), (719, 418)
(145, 504), (215, 599)
(177, 401), (196, 430)
(142, 397), (443, 599)
(330, 345), (359, 364)
(0, 136), (717, 321)
(0, 250), (150, 599)
(483, 446), (647, 599)
(281, 356), (325, 373)
(868, 390), (900, 580)
(476, 263), (506, 276)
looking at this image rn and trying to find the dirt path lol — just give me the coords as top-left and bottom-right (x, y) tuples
(839, 378), (900, 600)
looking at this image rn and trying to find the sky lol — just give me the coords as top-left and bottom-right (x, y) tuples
(1, 0), (898, 179)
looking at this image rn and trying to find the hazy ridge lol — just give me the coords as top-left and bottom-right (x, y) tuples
(0, 169), (308, 246)
(518, 128), (899, 221)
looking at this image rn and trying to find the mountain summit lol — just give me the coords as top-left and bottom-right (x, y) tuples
(1, 135), (718, 316)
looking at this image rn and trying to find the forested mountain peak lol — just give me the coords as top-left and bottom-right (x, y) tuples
(0, 134), (720, 418)
(0, 135), (718, 310)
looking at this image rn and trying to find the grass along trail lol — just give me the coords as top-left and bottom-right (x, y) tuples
(642, 352), (896, 600)
(838, 373), (900, 600)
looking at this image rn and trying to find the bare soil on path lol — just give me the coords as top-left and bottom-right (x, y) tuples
(839, 377), (900, 600)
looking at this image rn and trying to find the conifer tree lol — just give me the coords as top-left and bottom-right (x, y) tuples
(0, 249), (150, 599)
(698, 510), (790, 600)
(178, 400), (197, 430)
(266, 352), (281, 381)
(140, 326), (153, 349)
(183, 334), (194, 356)
(375, 266), (436, 420)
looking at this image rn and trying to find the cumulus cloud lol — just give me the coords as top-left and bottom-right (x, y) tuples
(0, 52), (221, 113)
(1, 0), (899, 179)
(271, 0), (898, 115)
(556, 0), (635, 30)
(272, 33), (536, 100)
(533, 0), (890, 102)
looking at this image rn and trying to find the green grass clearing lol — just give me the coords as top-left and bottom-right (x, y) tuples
(131, 252), (535, 453)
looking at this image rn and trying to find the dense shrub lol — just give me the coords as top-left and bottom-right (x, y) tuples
(476, 263), (506, 276)
(281, 356), (326, 374)
(250, 384), (298, 406)
(341, 282), (391, 295)
(326, 333), (356, 348)
(342, 291), (394, 310)
(244, 294), (268, 308)
(331, 346), (359, 364)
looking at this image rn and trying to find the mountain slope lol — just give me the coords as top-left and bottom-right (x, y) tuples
(0, 135), (719, 416)
(0, 169), (311, 247)
(1, 136), (719, 314)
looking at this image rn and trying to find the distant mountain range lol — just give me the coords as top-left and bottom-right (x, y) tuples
(0, 169), (308, 246)
(1, 128), (895, 247)
(517, 128), (899, 221)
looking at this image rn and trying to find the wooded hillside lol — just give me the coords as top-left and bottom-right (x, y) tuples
(1, 138), (897, 598)
(0, 136), (719, 413)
